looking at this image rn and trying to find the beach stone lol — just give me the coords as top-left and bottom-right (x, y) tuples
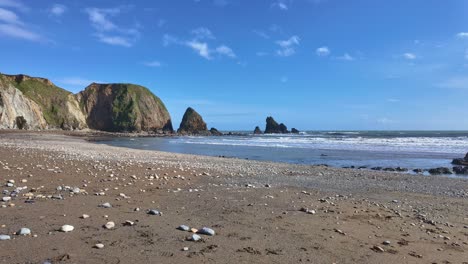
(60, 225), (74, 232)
(383, 240), (391, 245)
(100, 202), (112, 208)
(188, 234), (202, 241)
(0, 235), (11, 241)
(182, 247), (189, 251)
(71, 187), (80, 194)
(2, 197), (11, 202)
(94, 243), (105, 249)
(17, 227), (31, 236)
(148, 209), (162, 216)
(198, 227), (215, 236)
(124, 220), (135, 226)
(104, 222), (115, 229)
(81, 214), (90, 219)
(177, 225), (190, 231)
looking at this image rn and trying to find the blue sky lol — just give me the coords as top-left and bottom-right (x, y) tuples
(0, 0), (468, 130)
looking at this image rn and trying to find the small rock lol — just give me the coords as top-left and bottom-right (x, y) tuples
(124, 220), (135, 226)
(100, 202), (112, 208)
(104, 222), (115, 229)
(147, 209), (162, 216)
(81, 214), (90, 219)
(182, 247), (189, 251)
(188, 234), (202, 241)
(383, 240), (391, 245)
(198, 227), (215, 236)
(94, 243), (104, 249)
(60, 225), (74, 232)
(2, 197), (11, 202)
(177, 225), (190, 231)
(17, 228), (31, 236)
(372, 245), (385, 252)
(0, 235), (11, 241)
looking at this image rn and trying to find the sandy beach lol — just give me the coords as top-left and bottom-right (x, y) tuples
(0, 132), (467, 264)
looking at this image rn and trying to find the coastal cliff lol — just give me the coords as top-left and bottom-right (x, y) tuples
(0, 73), (173, 133)
(78, 83), (173, 133)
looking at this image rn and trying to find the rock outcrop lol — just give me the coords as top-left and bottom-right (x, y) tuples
(178, 107), (208, 134)
(1, 73), (86, 130)
(452, 152), (468, 166)
(264, 116), (289, 134)
(210, 127), (223, 136)
(253, 126), (262, 134)
(78, 83), (173, 133)
(0, 76), (47, 129)
(291, 128), (300, 134)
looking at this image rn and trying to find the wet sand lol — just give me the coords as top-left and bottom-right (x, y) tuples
(0, 132), (467, 264)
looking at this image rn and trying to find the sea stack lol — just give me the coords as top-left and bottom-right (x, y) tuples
(264, 116), (289, 134)
(178, 107), (208, 135)
(253, 126), (262, 134)
(210, 127), (223, 136)
(291, 128), (300, 134)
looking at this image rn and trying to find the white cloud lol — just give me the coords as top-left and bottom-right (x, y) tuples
(276, 35), (300, 57)
(272, 1), (288, 10)
(436, 77), (468, 90)
(337, 53), (354, 61)
(144, 61), (162, 67)
(191, 27), (215, 40)
(95, 33), (132, 47)
(56, 77), (102, 87)
(85, 7), (139, 47)
(0, 7), (20, 24)
(0, 0), (28, 12)
(186, 40), (211, 59)
(0, 23), (42, 41)
(403, 53), (416, 60)
(456, 32), (468, 39)
(216, 45), (236, 58)
(163, 34), (180, 46)
(49, 4), (66, 16)
(316, 46), (330, 56)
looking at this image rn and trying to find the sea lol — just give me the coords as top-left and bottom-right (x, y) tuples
(96, 131), (468, 176)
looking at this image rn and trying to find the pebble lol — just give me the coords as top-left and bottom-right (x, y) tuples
(148, 209), (162, 216)
(94, 243), (105, 249)
(100, 202), (112, 208)
(372, 245), (385, 252)
(60, 225), (74, 232)
(17, 228), (31, 236)
(81, 214), (90, 219)
(177, 225), (190, 231)
(104, 222), (115, 229)
(383, 240), (391, 245)
(2, 197), (11, 202)
(124, 220), (135, 226)
(188, 234), (202, 241)
(198, 227), (215, 236)
(0, 235), (11, 241)
(182, 247), (189, 251)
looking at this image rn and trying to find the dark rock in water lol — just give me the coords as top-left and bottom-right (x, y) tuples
(395, 167), (408, 172)
(452, 158), (468, 166)
(383, 167), (396, 172)
(371, 167), (383, 171)
(253, 126), (262, 134)
(210, 127), (223, 136)
(358, 166), (367, 169)
(413, 168), (424, 173)
(428, 167), (452, 175)
(265, 116), (290, 134)
(291, 128), (300, 134)
(320, 154), (328, 157)
(178, 107), (208, 135)
(453, 166), (468, 175)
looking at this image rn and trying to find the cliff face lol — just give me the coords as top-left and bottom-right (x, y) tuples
(1, 74), (87, 130)
(178, 107), (208, 134)
(79, 83), (173, 133)
(0, 75), (47, 129)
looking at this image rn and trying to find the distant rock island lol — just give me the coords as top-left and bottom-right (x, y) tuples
(255, 116), (300, 134)
(0, 73), (173, 133)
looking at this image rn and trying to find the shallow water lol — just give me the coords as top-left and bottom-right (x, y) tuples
(96, 131), (468, 175)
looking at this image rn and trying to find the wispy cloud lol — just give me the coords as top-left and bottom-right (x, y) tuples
(191, 27), (215, 40)
(143, 60), (162, 67)
(456, 32), (468, 39)
(403, 53), (416, 60)
(0, 0), (29, 12)
(276, 35), (300, 57)
(336, 53), (354, 61)
(272, 1), (288, 10)
(0, 4), (47, 42)
(316, 46), (330, 56)
(253, 30), (270, 39)
(436, 77), (468, 90)
(216, 45), (236, 58)
(85, 7), (140, 47)
(49, 4), (66, 16)
(186, 40), (211, 59)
